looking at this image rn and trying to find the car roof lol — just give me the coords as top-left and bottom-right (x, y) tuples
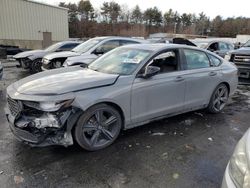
(61, 41), (82, 44)
(92, 36), (148, 43)
(119, 43), (207, 52)
(191, 39), (232, 44)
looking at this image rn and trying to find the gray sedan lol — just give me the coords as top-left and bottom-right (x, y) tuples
(5, 44), (238, 151)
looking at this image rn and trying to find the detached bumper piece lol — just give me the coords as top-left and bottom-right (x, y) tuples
(5, 98), (77, 147)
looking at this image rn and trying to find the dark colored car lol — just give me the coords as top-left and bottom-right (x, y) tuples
(13, 41), (81, 73)
(225, 39), (250, 84)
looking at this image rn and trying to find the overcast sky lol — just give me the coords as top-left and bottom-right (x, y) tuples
(35, 0), (248, 19)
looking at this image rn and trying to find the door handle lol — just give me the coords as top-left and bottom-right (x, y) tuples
(175, 76), (185, 82)
(209, 71), (217, 76)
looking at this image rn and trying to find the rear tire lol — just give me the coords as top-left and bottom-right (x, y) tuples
(74, 104), (122, 151)
(207, 83), (229, 113)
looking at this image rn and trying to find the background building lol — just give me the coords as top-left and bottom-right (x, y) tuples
(0, 0), (69, 49)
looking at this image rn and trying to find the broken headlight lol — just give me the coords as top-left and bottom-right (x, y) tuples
(23, 99), (74, 112)
(229, 133), (250, 188)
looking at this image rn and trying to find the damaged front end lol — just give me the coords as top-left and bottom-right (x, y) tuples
(17, 57), (32, 69)
(5, 96), (81, 147)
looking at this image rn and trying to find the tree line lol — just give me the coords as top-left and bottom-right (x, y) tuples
(59, 0), (250, 38)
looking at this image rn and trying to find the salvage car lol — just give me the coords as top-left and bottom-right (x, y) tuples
(0, 61), (3, 80)
(225, 39), (250, 84)
(5, 44), (238, 151)
(191, 39), (234, 58)
(13, 41), (81, 73)
(41, 36), (147, 70)
(221, 128), (250, 188)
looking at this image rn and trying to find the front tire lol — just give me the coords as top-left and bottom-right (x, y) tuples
(74, 104), (122, 151)
(30, 58), (42, 73)
(207, 83), (229, 113)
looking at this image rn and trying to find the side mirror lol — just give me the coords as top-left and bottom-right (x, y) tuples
(138, 66), (160, 79)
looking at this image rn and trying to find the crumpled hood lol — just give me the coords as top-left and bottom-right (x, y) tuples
(44, 51), (80, 60)
(66, 54), (98, 66)
(231, 47), (250, 55)
(12, 66), (119, 95)
(13, 50), (46, 59)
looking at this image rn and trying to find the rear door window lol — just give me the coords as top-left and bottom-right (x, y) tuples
(219, 42), (229, 50)
(96, 40), (120, 53)
(183, 49), (210, 70)
(226, 43), (234, 50)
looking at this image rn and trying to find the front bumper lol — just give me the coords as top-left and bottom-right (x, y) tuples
(221, 164), (237, 188)
(5, 106), (79, 147)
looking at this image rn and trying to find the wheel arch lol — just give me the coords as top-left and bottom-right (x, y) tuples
(75, 100), (126, 129)
(97, 101), (125, 129)
(220, 81), (230, 94)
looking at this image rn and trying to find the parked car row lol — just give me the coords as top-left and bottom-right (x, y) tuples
(13, 37), (148, 73)
(41, 36), (147, 70)
(13, 41), (81, 73)
(12, 36), (250, 85)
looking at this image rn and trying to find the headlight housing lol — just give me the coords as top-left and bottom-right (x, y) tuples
(23, 99), (74, 112)
(42, 58), (50, 64)
(229, 134), (250, 188)
(63, 60), (69, 67)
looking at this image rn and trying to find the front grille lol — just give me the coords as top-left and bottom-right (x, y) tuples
(233, 54), (250, 63)
(7, 97), (22, 117)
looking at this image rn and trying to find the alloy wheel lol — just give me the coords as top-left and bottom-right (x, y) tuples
(81, 108), (120, 149)
(212, 85), (229, 111)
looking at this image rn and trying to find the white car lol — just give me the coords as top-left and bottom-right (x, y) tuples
(41, 36), (148, 70)
(222, 128), (250, 188)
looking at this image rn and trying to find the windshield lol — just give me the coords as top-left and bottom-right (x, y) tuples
(243, 40), (250, 47)
(88, 48), (152, 75)
(44, 42), (63, 52)
(71, 38), (103, 53)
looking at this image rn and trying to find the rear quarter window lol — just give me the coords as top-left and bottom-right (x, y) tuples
(183, 49), (210, 70)
(208, 54), (222, 66)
